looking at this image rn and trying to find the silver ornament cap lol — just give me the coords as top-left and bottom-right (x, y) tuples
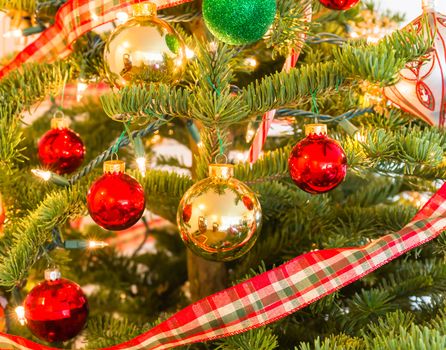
(44, 268), (61, 281)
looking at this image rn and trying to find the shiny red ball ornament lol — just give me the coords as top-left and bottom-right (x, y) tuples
(288, 124), (347, 194)
(87, 160), (145, 231)
(319, 0), (360, 11)
(24, 269), (88, 343)
(38, 118), (85, 174)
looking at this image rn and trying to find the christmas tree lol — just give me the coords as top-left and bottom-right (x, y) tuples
(1, 0), (446, 349)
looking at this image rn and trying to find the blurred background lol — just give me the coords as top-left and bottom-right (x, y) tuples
(383, 0), (446, 24)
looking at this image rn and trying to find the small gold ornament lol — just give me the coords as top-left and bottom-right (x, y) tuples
(177, 164), (262, 262)
(103, 2), (186, 88)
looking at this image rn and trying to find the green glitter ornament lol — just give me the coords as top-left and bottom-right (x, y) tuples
(202, 0), (276, 45)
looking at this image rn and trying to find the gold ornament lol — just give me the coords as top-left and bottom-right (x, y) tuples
(177, 164), (262, 262)
(103, 3), (186, 88)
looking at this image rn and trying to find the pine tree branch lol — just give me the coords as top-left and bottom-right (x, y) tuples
(0, 186), (86, 288)
(243, 28), (431, 115)
(215, 327), (279, 350)
(0, 61), (75, 118)
(100, 84), (191, 122)
(0, 0), (35, 12)
(265, 0), (312, 59)
(137, 170), (193, 223)
(0, 61), (76, 169)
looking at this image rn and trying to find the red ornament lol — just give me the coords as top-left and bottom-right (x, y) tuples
(319, 0), (360, 11)
(24, 269), (88, 343)
(87, 160), (145, 231)
(288, 124), (347, 194)
(38, 118), (85, 175)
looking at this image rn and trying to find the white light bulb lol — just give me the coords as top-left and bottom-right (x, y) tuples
(244, 57), (258, 68)
(88, 241), (108, 249)
(15, 306), (26, 325)
(3, 29), (22, 38)
(116, 11), (129, 24)
(354, 132), (366, 142)
(136, 157), (147, 177)
(76, 82), (88, 102)
(31, 169), (52, 181)
(185, 47), (195, 59)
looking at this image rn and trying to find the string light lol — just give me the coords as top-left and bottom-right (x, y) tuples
(116, 11), (129, 24)
(76, 81), (88, 102)
(136, 157), (147, 177)
(15, 306), (26, 325)
(64, 240), (108, 249)
(185, 47), (195, 59)
(3, 29), (22, 38)
(88, 241), (109, 249)
(31, 169), (52, 181)
(133, 136), (147, 177)
(354, 131), (366, 143)
(31, 169), (70, 186)
(244, 57), (258, 68)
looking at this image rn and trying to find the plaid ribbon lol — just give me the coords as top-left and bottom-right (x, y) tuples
(0, 0), (192, 79)
(1, 183), (445, 349)
(248, 2), (312, 164)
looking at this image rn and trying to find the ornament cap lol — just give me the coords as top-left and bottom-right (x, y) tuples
(132, 2), (157, 17)
(209, 164), (234, 180)
(103, 160), (126, 174)
(305, 124), (327, 136)
(51, 117), (70, 129)
(44, 268), (61, 281)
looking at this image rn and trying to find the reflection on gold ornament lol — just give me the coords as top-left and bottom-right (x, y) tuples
(103, 3), (186, 88)
(177, 164), (262, 261)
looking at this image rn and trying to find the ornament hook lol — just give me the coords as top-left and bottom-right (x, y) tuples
(53, 110), (64, 119)
(214, 153), (228, 164)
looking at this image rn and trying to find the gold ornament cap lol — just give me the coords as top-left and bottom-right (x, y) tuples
(132, 2), (157, 17)
(104, 160), (126, 174)
(305, 124), (327, 136)
(209, 164), (234, 180)
(51, 117), (70, 129)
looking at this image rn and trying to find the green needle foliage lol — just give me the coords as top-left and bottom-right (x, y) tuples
(0, 1), (445, 350)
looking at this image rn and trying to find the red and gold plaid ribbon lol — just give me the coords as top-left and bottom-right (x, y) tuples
(0, 0), (192, 79)
(1, 183), (445, 349)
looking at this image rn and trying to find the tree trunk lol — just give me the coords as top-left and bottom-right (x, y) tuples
(187, 251), (228, 302)
(186, 121), (228, 301)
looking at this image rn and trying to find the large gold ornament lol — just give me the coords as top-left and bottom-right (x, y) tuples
(103, 3), (186, 88)
(177, 164), (262, 262)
